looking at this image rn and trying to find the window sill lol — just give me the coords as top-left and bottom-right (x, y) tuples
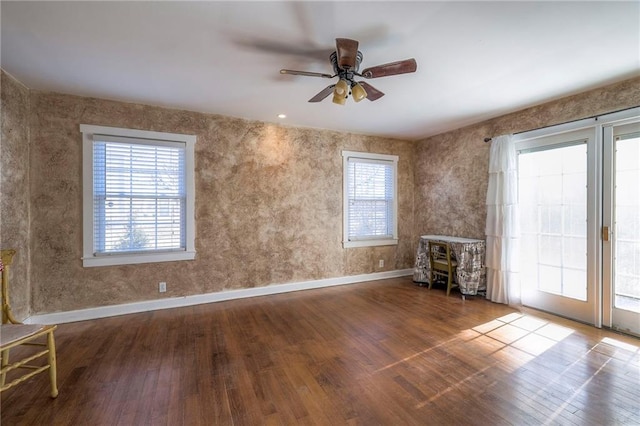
(82, 251), (196, 267)
(343, 239), (398, 249)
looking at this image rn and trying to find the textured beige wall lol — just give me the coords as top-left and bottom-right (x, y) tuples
(0, 71), (31, 320)
(27, 89), (415, 314)
(414, 76), (640, 240)
(7, 68), (638, 317)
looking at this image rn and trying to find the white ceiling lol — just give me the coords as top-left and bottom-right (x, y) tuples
(2, 1), (639, 140)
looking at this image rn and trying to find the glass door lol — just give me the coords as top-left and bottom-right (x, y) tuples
(604, 121), (640, 335)
(517, 128), (599, 325)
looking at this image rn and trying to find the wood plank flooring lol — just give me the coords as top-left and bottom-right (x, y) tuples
(1, 277), (639, 425)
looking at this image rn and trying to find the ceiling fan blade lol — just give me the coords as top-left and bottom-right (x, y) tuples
(308, 85), (336, 103)
(358, 82), (385, 101)
(234, 37), (333, 62)
(280, 69), (334, 79)
(335, 38), (359, 70)
(360, 58), (417, 79)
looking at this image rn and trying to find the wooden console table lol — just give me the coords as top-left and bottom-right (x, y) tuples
(413, 235), (486, 296)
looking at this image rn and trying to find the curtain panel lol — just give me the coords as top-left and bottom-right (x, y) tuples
(485, 134), (521, 305)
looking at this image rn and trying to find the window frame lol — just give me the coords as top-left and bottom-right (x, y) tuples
(81, 124), (196, 267)
(342, 150), (399, 248)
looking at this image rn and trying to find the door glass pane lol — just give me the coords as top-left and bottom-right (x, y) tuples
(614, 134), (640, 313)
(519, 143), (588, 300)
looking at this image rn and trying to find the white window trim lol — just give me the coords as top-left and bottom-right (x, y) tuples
(342, 150), (399, 249)
(80, 124), (196, 267)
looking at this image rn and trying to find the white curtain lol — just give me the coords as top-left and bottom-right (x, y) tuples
(485, 134), (521, 305)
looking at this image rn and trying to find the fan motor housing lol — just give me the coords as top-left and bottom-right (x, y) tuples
(330, 51), (363, 78)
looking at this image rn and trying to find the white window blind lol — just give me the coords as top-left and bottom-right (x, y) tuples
(81, 124), (196, 267)
(93, 136), (186, 255)
(343, 151), (398, 248)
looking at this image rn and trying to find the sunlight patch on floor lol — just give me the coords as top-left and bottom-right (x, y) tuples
(534, 323), (575, 341)
(409, 313), (578, 405)
(489, 344), (535, 372)
(378, 312), (578, 381)
(392, 312), (580, 406)
(372, 336), (460, 373)
(486, 323), (531, 344)
(373, 309), (637, 420)
(511, 332), (558, 356)
(509, 315), (547, 331)
(599, 336), (639, 353)
(471, 319), (504, 334)
(468, 313), (576, 372)
(544, 356), (613, 425)
(415, 365), (494, 408)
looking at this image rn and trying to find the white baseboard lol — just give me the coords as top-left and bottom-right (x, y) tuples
(25, 269), (414, 325)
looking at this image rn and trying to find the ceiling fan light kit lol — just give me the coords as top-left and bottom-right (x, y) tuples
(280, 38), (417, 105)
(351, 82), (367, 103)
(332, 78), (349, 105)
(332, 92), (347, 105)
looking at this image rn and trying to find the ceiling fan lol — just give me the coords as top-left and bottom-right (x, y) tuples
(280, 38), (417, 105)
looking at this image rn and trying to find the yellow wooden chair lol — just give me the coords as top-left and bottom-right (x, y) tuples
(428, 241), (459, 296)
(1, 249), (58, 398)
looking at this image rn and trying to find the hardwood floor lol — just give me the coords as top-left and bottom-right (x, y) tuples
(1, 277), (639, 425)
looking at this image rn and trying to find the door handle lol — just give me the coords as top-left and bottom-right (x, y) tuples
(602, 226), (609, 242)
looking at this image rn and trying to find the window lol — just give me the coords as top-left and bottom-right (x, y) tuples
(342, 151), (398, 248)
(81, 125), (196, 267)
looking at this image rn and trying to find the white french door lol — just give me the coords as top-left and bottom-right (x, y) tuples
(515, 108), (640, 333)
(603, 120), (640, 335)
(517, 128), (599, 325)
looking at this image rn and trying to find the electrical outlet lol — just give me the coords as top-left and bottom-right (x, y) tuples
(379, 259), (384, 268)
(159, 282), (167, 293)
